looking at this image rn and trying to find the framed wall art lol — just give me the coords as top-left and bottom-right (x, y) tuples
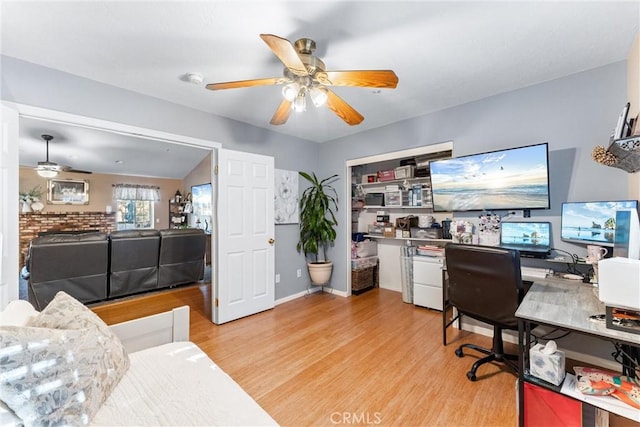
(274, 169), (299, 224)
(47, 178), (89, 205)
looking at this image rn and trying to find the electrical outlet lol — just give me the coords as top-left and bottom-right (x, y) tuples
(296, 269), (302, 278)
(275, 274), (280, 283)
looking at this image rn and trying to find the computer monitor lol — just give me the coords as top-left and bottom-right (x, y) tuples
(561, 200), (639, 247)
(500, 221), (551, 258)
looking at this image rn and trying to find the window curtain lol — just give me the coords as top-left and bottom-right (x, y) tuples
(112, 184), (161, 201)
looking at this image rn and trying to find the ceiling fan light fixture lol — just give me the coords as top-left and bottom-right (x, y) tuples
(282, 82), (300, 101)
(309, 86), (328, 107)
(35, 167), (59, 178)
(292, 89), (307, 112)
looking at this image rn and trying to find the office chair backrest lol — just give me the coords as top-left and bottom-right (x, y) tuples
(445, 243), (524, 329)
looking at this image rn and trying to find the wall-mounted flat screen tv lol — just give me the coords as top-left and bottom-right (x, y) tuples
(560, 200), (639, 247)
(429, 143), (550, 212)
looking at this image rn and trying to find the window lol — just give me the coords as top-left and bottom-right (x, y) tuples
(116, 200), (153, 230)
(112, 184), (160, 231)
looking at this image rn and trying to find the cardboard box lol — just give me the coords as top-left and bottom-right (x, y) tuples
(383, 226), (396, 237)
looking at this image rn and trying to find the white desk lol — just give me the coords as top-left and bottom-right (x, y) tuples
(516, 277), (640, 426)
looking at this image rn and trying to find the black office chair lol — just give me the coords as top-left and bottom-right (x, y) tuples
(445, 243), (525, 381)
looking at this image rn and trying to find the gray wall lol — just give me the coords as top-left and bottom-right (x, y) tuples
(1, 55), (316, 300)
(2, 55), (630, 297)
(320, 61), (629, 293)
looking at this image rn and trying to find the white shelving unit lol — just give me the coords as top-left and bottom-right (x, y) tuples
(349, 143), (453, 294)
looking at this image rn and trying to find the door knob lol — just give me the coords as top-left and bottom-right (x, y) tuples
(268, 238), (275, 245)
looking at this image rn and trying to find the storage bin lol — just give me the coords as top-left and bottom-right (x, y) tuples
(368, 224), (384, 235)
(356, 240), (377, 257)
(351, 264), (378, 292)
(378, 170), (395, 182)
(384, 190), (403, 207)
(394, 165), (415, 179)
(365, 193), (384, 206)
(411, 227), (443, 239)
(351, 255), (378, 269)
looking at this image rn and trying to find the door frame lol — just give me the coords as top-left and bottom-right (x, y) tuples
(4, 101), (221, 308)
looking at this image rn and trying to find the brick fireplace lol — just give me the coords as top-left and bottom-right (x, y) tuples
(19, 212), (117, 268)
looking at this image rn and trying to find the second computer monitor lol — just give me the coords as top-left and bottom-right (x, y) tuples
(500, 221), (552, 258)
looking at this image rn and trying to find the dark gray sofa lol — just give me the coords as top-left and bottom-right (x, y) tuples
(158, 229), (206, 288)
(109, 229), (161, 298)
(27, 228), (206, 309)
(28, 232), (109, 310)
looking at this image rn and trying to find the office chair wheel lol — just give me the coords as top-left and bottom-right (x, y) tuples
(466, 371), (477, 381)
(455, 348), (464, 358)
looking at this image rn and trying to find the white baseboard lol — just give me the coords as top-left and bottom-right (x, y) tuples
(276, 286), (348, 306)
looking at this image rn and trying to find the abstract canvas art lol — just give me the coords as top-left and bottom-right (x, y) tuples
(274, 169), (299, 224)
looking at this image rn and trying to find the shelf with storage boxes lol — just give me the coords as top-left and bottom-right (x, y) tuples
(359, 177), (433, 208)
(349, 142), (452, 292)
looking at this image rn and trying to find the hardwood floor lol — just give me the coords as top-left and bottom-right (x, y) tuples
(92, 286), (518, 426)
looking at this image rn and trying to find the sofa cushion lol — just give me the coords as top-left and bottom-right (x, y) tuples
(0, 292), (129, 425)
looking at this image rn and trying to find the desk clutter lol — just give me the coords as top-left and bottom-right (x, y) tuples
(366, 213), (449, 240)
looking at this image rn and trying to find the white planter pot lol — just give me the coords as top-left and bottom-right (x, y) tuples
(21, 202), (32, 213)
(308, 261), (333, 285)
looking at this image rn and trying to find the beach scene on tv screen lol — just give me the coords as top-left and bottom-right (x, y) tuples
(430, 144), (549, 211)
(561, 201), (637, 244)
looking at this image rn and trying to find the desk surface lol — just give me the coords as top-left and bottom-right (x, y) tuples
(516, 277), (640, 346)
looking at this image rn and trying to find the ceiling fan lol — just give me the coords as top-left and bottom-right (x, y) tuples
(35, 134), (92, 178)
(205, 34), (399, 126)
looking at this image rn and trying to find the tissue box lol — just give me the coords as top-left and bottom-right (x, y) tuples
(529, 343), (566, 386)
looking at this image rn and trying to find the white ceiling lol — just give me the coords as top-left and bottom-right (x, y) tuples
(3, 1), (639, 177)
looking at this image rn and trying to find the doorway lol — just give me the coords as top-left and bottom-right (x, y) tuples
(10, 102), (219, 306)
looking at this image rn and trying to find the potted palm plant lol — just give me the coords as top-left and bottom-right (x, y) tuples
(297, 171), (339, 285)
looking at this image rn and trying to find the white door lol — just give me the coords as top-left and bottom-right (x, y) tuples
(0, 104), (20, 309)
(215, 149), (275, 324)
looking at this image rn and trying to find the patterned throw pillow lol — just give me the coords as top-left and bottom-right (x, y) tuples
(0, 292), (130, 425)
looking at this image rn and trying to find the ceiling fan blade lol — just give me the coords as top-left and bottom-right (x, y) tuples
(270, 99), (292, 126)
(63, 167), (92, 174)
(317, 70), (399, 88)
(325, 90), (364, 126)
(260, 34), (308, 77)
(205, 77), (285, 91)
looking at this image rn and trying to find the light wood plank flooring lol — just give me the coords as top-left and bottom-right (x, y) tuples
(92, 285), (518, 426)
